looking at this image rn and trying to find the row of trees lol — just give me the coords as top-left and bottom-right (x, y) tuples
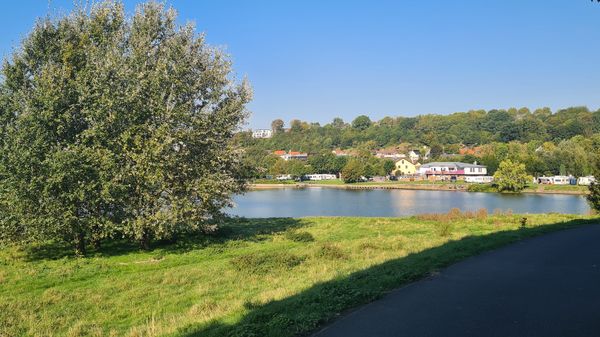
(242, 106), (600, 153)
(0, 2), (250, 254)
(241, 134), (600, 180)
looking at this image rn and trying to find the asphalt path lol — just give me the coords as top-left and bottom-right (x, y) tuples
(313, 224), (600, 337)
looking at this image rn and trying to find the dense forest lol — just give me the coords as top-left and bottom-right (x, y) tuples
(235, 106), (600, 178)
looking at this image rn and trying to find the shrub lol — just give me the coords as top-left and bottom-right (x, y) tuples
(315, 243), (348, 260)
(437, 221), (453, 237)
(231, 252), (304, 273)
(476, 208), (488, 220)
(520, 217), (528, 228)
(284, 231), (315, 243)
(587, 182), (600, 212)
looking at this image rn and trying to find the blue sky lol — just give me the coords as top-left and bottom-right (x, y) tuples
(1, 1), (600, 128)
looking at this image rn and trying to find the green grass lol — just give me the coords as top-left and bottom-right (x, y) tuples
(525, 184), (589, 193)
(0, 213), (597, 337)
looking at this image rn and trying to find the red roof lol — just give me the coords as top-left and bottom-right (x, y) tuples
(273, 150), (286, 155)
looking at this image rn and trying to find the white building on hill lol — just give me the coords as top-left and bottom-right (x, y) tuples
(252, 129), (273, 139)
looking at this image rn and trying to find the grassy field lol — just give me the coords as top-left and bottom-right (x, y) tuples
(1, 212), (597, 337)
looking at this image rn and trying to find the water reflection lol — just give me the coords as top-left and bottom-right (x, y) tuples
(229, 188), (590, 218)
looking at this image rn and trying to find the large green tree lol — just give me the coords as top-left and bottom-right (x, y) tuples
(0, 1), (251, 253)
(493, 160), (531, 192)
(341, 159), (364, 183)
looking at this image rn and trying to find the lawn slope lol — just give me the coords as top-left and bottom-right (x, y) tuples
(0, 212), (596, 337)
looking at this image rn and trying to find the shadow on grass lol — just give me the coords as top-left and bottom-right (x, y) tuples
(22, 217), (307, 261)
(176, 218), (598, 337)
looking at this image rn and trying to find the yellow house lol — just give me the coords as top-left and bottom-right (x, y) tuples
(393, 159), (419, 176)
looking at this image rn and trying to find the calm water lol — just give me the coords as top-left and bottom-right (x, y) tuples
(228, 188), (590, 218)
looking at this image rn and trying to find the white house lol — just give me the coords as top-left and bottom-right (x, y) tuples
(408, 150), (421, 162)
(418, 162), (487, 177)
(252, 129), (273, 139)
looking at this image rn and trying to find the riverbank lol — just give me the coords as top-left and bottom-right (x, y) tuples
(250, 182), (589, 195)
(1, 213), (597, 336)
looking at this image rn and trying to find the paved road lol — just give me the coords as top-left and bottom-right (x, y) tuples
(313, 225), (600, 337)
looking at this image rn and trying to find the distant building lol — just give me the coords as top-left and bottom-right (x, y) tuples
(393, 159), (419, 176)
(305, 174), (337, 181)
(375, 149), (406, 160)
(408, 150), (421, 162)
(252, 129), (273, 139)
(332, 149), (349, 156)
(459, 146), (483, 156)
(332, 149), (358, 157)
(274, 150), (308, 161)
(418, 162), (487, 178)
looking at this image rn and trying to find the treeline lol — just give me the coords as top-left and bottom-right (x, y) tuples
(237, 107), (600, 179)
(238, 106), (600, 152)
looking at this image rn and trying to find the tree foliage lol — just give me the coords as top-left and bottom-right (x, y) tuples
(0, 1), (251, 253)
(493, 160), (531, 192)
(341, 159), (364, 183)
(587, 182), (600, 212)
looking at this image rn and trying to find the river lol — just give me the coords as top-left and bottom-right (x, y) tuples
(228, 188), (590, 218)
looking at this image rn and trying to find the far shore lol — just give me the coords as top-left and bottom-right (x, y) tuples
(249, 182), (589, 195)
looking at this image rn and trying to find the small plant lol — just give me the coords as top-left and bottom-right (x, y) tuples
(520, 217), (528, 228)
(315, 243), (348, 260)
(358, 242), (379, 250)
(284, 231), (315, 243)
(437, 221), (453, 237)
(476, 208), (488, 220)
(231, 252), (305, 273)
(447, 208), (462, 220)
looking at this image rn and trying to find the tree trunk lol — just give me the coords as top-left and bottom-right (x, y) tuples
(91, 237), (101, 250)
(140, 231), (151, 251)
(74, 232), (86, 257)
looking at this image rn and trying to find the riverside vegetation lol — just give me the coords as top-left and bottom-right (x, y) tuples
(1, 211), (597, 337)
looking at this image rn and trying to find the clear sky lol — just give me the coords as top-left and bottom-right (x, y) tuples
(2, 1), (600, 129)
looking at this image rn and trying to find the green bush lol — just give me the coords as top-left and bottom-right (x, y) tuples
(231, 252), (305, 273)
(467, 184), (496, 192)
(315, 243), (348, 260)
(587, 182), (600, 212)
(284, 231), (315, 242)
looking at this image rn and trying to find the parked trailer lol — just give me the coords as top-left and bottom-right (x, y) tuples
(464, 176), (494, 184)
(578, 176), (596, 186)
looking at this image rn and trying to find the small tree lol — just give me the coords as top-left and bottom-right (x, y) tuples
(493, 160), (531, 192)
(271, 119), (285, 134)
(341, 159), (364, 183)
(383, 159), (396, 175)
(351, 115), (372, 131)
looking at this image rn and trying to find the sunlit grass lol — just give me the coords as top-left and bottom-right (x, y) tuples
(0, 213), (596, 336)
